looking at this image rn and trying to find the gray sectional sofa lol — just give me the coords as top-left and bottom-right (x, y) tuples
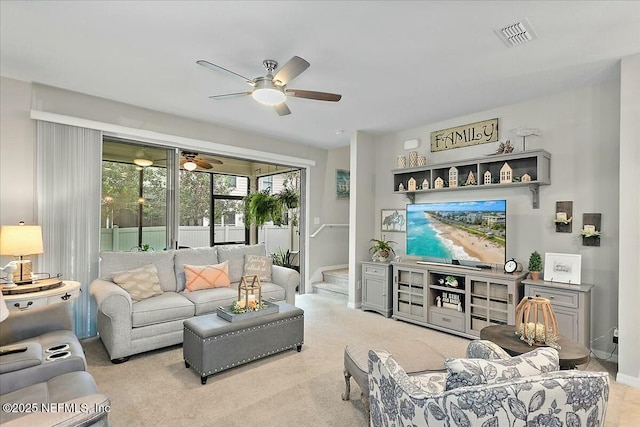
(89, 244), (299, 362)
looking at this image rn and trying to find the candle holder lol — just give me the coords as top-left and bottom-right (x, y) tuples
(515, 296), (560, 349)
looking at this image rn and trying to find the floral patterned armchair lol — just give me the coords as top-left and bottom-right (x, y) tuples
(368, 340), (609, 427)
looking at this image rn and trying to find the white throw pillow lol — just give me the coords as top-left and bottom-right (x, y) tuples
(113, 264), (164, 302)
(243, 254), (272, 282)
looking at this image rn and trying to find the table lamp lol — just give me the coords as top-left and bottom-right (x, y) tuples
(0, 222), (44, 285)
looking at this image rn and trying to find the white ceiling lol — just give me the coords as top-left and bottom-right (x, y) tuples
(1, 1), (638, 150)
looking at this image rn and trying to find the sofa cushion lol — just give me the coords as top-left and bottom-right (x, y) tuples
(445, 346), (559, 390)
(244, 254), (272, 282)
(184, 262), (231, 292)
(253, 282), (286, 304)
(131, 292), (194, 328)
(217, 244), (266, 283)
(182, 287), (239, 316)
(174, 247), (218, 291)
(0, 371), (100, 423)
(100, 250), (177, 292)
(113, 264), (164, 302)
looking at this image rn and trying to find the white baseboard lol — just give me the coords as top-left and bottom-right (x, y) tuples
(308, 264), (349, 284)
(616, 372), (640, 388)
(347, 301), (361, 309)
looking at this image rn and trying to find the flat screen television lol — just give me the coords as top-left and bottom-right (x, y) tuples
(406, 200), (506, 266)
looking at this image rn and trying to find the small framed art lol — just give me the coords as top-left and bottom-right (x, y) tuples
(381, 209), (406, 232)
(544, 253), (582, 284)
(336, 169), (350, 199)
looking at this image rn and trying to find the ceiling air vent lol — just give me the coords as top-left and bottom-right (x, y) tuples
(495, 18), (538, 47)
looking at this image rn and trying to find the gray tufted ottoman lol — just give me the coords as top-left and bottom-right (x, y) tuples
(183, 302), (304, 384)
(342, 340), (446, 415)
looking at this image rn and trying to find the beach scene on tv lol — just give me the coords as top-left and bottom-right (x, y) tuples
(406, 200), (506, 264)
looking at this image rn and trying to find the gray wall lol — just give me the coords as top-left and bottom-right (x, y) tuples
(371, 79), (621, 358)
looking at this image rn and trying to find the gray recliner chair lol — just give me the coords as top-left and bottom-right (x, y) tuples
(0, 302), (110, 426)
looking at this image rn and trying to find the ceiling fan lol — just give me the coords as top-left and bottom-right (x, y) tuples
(181, 152), (222, 171)
(196, 56), (342, 116)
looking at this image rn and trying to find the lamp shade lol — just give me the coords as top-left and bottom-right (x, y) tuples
(0, 225), (44, 256)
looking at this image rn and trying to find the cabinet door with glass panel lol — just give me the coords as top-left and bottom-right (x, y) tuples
(393, 267), (426, 321)
(466, 276), (518, 336)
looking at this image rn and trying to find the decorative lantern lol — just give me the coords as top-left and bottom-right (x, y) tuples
(237, 274), (262, 310)
(515, 296), (560, 349)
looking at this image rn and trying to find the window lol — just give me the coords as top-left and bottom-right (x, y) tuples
(258, 176), (273, 193)
(178, 171), (248, 246)
(101, 140), (169, 251)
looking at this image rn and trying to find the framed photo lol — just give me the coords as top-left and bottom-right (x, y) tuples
(381, 209), (406, 232)
(544, 253), (582, 284)
(336, 169), (350, 199)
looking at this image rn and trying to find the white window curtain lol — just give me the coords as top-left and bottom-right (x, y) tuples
(36, 121), (102, 338)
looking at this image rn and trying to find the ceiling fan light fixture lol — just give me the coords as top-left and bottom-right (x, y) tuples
(133, 158), (153, 167)
(252, 88), (286, 105)
(183, 161), (197, 171)
(252, 79), (286, 105)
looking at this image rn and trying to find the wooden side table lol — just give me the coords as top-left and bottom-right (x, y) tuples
(480, 324), (589, 369)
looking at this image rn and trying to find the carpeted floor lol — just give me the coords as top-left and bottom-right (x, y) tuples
(82, 293), (639, 427)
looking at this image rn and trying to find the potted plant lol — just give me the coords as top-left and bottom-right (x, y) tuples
(528, 251), (543, 280)
(369, 238), (396, 262)
(243, 188), (300, 228)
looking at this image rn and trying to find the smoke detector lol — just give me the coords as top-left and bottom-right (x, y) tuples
(495, 18), (538, 47)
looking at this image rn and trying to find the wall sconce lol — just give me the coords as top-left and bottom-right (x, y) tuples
(581, 213), (601, 246)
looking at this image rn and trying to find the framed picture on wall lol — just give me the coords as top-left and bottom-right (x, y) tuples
(336, 169), (350, 199)
(381, 209), (406, 232)
(544, 253), (582, 284)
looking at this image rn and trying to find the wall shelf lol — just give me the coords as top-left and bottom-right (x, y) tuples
(392, 149), (551, 208)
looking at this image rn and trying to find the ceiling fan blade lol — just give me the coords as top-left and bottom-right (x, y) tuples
(209, 91), (252, 100)
(273, 56), (310, 85)
(196, 160), (213, 169)
(200, 155), (223, 165)
(274, 102), (291, 116)
(286, 89), (342, 102)
(196, 60), (255, 85)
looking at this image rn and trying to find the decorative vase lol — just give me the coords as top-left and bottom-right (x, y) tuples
(417, 155), (427, 166)
(408, 151), (418, 167)
(396, 156), (407, 168)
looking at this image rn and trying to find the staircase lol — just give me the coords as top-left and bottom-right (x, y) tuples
(312, 268), (349, 297)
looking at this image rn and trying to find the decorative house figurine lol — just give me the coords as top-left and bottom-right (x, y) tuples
(500, 162), (513, 184)
(434, 177), (444, 189)
(409, 151), (418, 167)
(398, 182), (404, 191)
(448, 167), (458, 188)
(422, 179), (429, 190)
(407, 177), (417, 191)
(484, 170), (492, 185)
(521, 173), (532, 182)
(465, 171), (476, 186)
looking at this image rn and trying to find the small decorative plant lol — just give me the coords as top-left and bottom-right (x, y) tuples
(231, 299), (266, 314)
(369, 238), (396, 262)
(528, 251), (543, 280)
(445, 275), (459, 288)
